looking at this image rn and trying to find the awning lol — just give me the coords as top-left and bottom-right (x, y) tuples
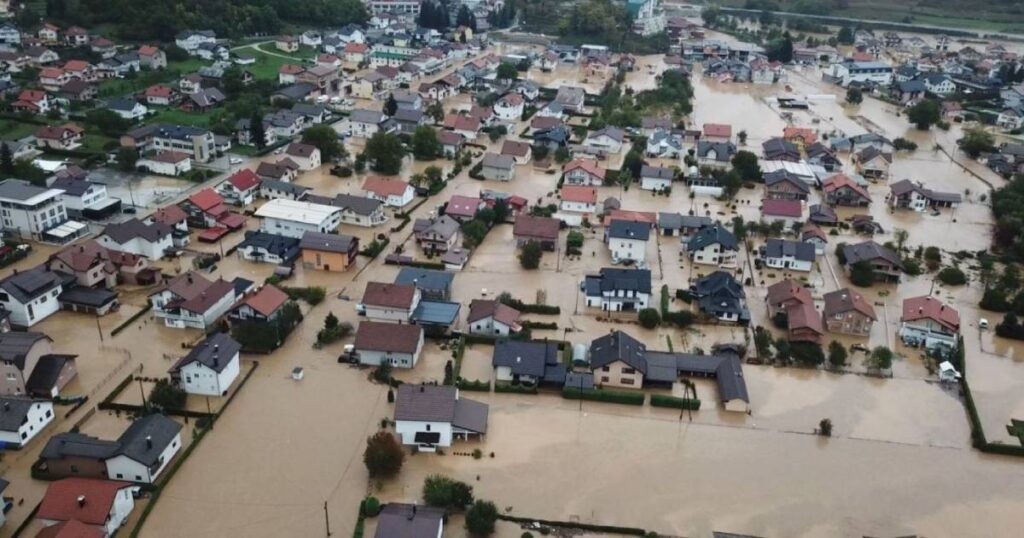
(45, 220), (87, 239)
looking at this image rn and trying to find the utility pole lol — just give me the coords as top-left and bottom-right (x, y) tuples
(324, 501), (332, 536)
(96, 317), (104, 343)
(138, 377), (147, 410)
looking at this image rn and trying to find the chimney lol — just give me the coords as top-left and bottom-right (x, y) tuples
(146, 435), (153, 449)
(2, 402), (8, 412)
(77, 495), (86, 508)
(419, 385), (425, 392)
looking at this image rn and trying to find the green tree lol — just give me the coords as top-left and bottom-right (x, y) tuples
(461, 219), (488, 248)
(701, 5), (720, 26)
(423, 475), (474, 509)
(906, 99), (941, 130)
(383, 93), (398, 116)
(849, 260), (876, 287)
(0, 143), (12, 175)
(116, 147), (139, 172)
(496, 62), (518, 81)
(731, 150), (761, 182)
(149, 378), (186, 410)
(865, 346), (894, 371)
(412, 125), (441, 160)
(249, 111), (266, 149)
(828, 341), (848, 368)
(837, 26), (854, 45)
(845, 87), (863, 105)
(638, 308), (661, 329)
(364, 132), (406, 174)
(363, 431), (404, 478)
(85, 109), (131, 136)
(958, 128), (995, 159)
(937, 266), (967, 285)
(466, 500), (498, 537)
(519, 240), (542, 269)
(492, 199), (510, 223)
(774, 337), (791, 363)
(301, 124), (346, 163)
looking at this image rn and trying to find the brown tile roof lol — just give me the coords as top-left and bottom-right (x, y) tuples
(500, 140), (530, 158)
(902, 295), (959, 332)
(823, 288), (876, 320)
(151, 205), (187, 226)
(513, 215), (560, 241)
(362, 282), (416, 309)
(37, 478), (133, 526)
(560, 185), (597, 204)
(563, 158), (606, 180)
(362, 176), (410, 197)
(354, 321), (421, 353)
(766, 280), (812, 308)
(237, 284), (288, 317)
(467, 299), (521, 327)
(703, 123), (732, 138)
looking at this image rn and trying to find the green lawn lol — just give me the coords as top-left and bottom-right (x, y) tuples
(146, 107), (213, 128)
(253, 43), (316, 61)
(243, 51), (297, 81)
(0, 119), (42, 140)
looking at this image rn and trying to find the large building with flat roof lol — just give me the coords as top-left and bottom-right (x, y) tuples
(255, 198), (342, 239)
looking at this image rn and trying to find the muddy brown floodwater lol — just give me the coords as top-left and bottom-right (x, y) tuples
(4, 33), (1019, 538)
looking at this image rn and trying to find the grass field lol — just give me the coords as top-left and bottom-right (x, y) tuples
(712, 0), (1024, 34)
(0, 119), (41, 140)
(146, 107), (213, 128)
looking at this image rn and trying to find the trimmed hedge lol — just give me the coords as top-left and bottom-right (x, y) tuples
(456, 379), (491, 391)
(562, 387), (644, 406)
(499, 296), (561, 315)
(521, 321), (558, 330)
(650, 394), (701, 410)
(110, 304), (152, 337)
(495, 383), (538, 394)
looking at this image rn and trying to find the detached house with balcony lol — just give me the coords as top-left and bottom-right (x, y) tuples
(686, 223), (738, 268)
(900, 295), (960, 352)
(606, 220), (650, 263)
(822, 288), (876, 336)
(148, 272), (236, 329)
(562, 159), (606, 186)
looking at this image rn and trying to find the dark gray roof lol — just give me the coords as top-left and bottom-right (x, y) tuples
(116, 413), (182, 466)
(640, 165), (674, 180)
(299, 231), (357, 253)
(170, 332), (240, 374)
(350, 109), (386, 124)
(375, 503), (445, 538)
(331, 194), (384, 216)
(0, 397), (45, 432)
(584, 268), (652, 296)
(564, 372), (594, 390)
(275, 83), (317, 100)
(765, 238), (816, 262)
(590, 330), (647, 372)
(808, 204), (838, 224)
(764, 170), (810, 193)
(58, 286), (118, 308)
(0, 267), (63, 304)
(261, 179), (310, 196)
(50, 177), (96, 197)
(394, 384), (488, 433)
(0, 179), (54, 201)
(41, 432), (120, 460)
(762, 138), (799, 159)
(0, 332), (51, 368)
(696, 140), (736, 161)
(410, 300), (460, 326)
(101, 218), (171, 244)
(714, 353), (749, 403)
(106, 98), (141, 112)
(897, 79), (927, 93)
(481, 153), (515, 169)
(693, 271), (747, 316)
(492, 340), (560, 378)
(25, 354), (75, 396)
(687, 223), (737, 252)
(842, 240), (903, 269)
(607, 220), (650, 241)
(395, 268), (453, 293)
(238, 231), (300, 261)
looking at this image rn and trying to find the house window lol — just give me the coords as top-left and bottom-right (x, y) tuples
(116, 473), (123, 478)
(45, 410), (52, 418)
(620, 378), (634, 385)
(601, 366), (610, 372)
(600, 376), (609, 383)
(71, 465), (79, 473)
(622, 367), (636, 375)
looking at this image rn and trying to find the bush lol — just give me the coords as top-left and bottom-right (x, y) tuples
(674, 289), (693, 303)
(496, 293), (561, 314)
(650, 394), (701, 410)
(638, 308), (661, 329)
(819, 418), (833, 437)
(363, 431), (404, 478)
(662, 310), (695, 328)
(519, 240), (543, 269)
(790, 342), (825, 366)
(937, 266), (967, 286)
(494, 382), (538, 394)
(996, 312), (1024, 340)
(280, 286), (326, 305)
(361, 497), (382, 517)
(466, 500), (499, 537)
(562, 387), (644, 405)
(456, 378), (491, 391)
(980, 288), (1011, 312)
(149, 378), (186, 410)
(827, 340), (848, 368)
(423, 475), (474, 510)
(849, 260), (875, 287)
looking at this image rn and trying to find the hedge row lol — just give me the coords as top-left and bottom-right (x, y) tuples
(562, 387), (644, 406)
(957, 335), (1024, 456)
(499, 297), (560, 315)
(456, 379), (490, 391)
(520, 321), (558, 330)
(495, 383), (538, 394)
(650, 394), (701, 410)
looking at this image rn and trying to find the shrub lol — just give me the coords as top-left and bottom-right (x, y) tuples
(849, 260), (875, 287)
(363, 432), (404, 478)
(456, 378), (491, 391)
(281, 286), (326, 305)
(818, 418), (833, 437)
(674, 289), (693, 303)
(937, 266), (967, 286)
(496, 292), (561, 314)
(650, 394), (701, 410)
(827, 340), (848, 368)
(980, 288), (1011, 312)
(494, 382), (538, 394)
(361, 496), (382, 517)
(519, 240), (542, 269)
(423, 475), (474, 510)
(638, 308), (661, 329)
(562, 387), (644, 405)
(662, 310), (695, 327)
(466, 500), (499, 537)
(790, 342), (825, 366)
(149, 378), (186, 410)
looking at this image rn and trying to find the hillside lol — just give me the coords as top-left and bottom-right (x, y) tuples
(710, 0), (1024, 34)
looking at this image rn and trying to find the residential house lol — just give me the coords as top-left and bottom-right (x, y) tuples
(841, 241), (903, 283)
(558, 185), (597, 226)
(513, 215), (559, 250)
(136, 151), (190, 177)
(444, 195), (483, 223)
(583, 268), (651, 312)
(808, 204), (838, 226)
(762, 138), (801, 162)
(691, 271), (750, 323)
(562, 159), (606, 186)
(823, 173), (872, 206)
(823, 288), (876, 336)
(480, 153), (516, 181)
(761, 198), (803, 227)
(894, 79), (926, 104)
(763, 239), (815, 272)
(414, 215), (460, 254)
(606, 220), (649, 263)
(658, 213), (712, 240)
(36, 478), (136, 536)
(11, 89), (50, 114)
(96, 219), (172, 260)
(354, 321), (424, 368)
(143, 85), (176, 106)
(639, 165), (675, 192)
(493, 92), (524, 121)
(854, 146), (893, 179)
(255, 199), (342, 239)
(121, 124), (215, 163)
(236, 232), (300, 266)
(169, 332), (241, 396)
(259, 179), (308, 201)
(361, 281), (420, 323)
(0, 396), (54, 447)
(702, 123), (732, 142)
(341, 109), (390, 138)
(138, 46), (166, 69)
(218, 169), (261, 207)
(0, 332), (53, 396)
(687, 223), (738, 268)
(764, 170), (810, 201)
(50, 177), (120, 220)
(553, 86), (585, 112)
(35, 124), (84, 151)
(645, 129), (684, 159)
(437, 131), (464, 157)
(468, 300), (522, 336)
(393, 384), (487, 449)
(801, 223), (828, 255)
(284, 143), (321, 171)
(106, 98), (147, 121)
(374, 504), (445, 538)
(491, 340), (566, 386)
(362, 176), (414, 207)
(888, 179), (961, 211)
(394, 268), (454, 301)
(900, 295), (960, 351)
(696, 140), (736, 167)
(584, 127), (625, 154)
(299, 231), (358, 272)
(500, 140), (531, 165)
(805, 142), (842, 171)
(148, 272), (236, 329)
(0, 179), (70, 241)
(765, 280), (823, 343)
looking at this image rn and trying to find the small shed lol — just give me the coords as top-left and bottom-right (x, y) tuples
(292, 367), (305, 381)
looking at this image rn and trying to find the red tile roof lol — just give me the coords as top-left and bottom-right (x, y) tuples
(238, 284), (289, 317)
(35, 519), (105, 538)
(279, 64), (304, 75)
(146, 150), (189, 164)
(151, 205), (187, 226)
(344, 42), (369, 54)
(362, 282), (416, 309)
(902, 295), (960, 333)
(563, 159), (606, 180)
(138, 45), (160, 57)
(227, 169), (261, 191)
(354, 321), (421, 353)
(188, 188), (224, 212)
(823, 173), (871, 201)
(467, 299), (521, 328)
(783, 126), (817, 144)
(362, 176), (410, 197)
(144, 85), (173, 98)
(761, 198), (802, 218)
(446, 195), (481, 218)
(703, 123), (732, 138)
(513, 215), (560, 240)
(560, 185), (597, 204)
(37, 478), (133, 526)
(601, 210), (656, 227)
